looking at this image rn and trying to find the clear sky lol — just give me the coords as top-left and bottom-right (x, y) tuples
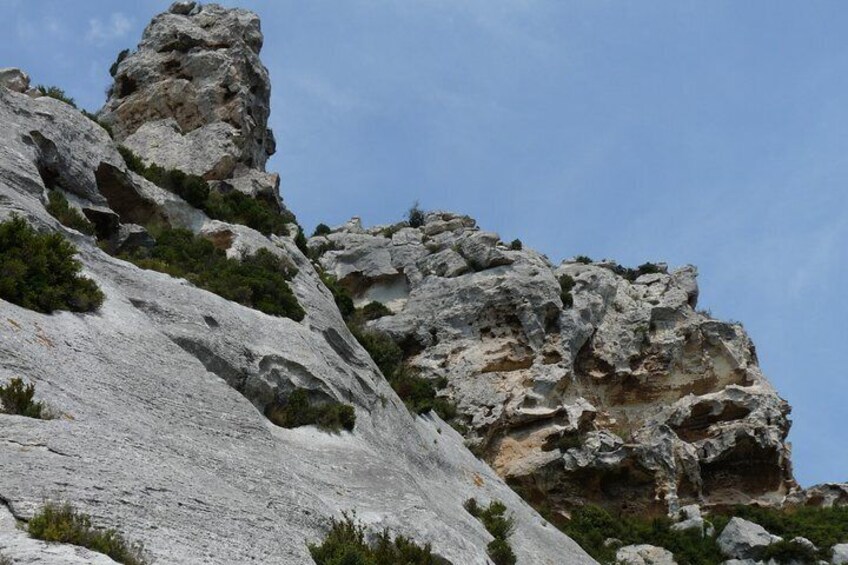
(2, 0), (846, 487)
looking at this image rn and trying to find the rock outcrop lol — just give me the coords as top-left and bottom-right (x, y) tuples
(0, 4), (596, 564)
(99, 1), (281, 208)
(310, 212), (797, 517)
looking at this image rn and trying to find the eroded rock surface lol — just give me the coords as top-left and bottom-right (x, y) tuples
(311, 212), (797, 517)
(0, 6), (594, 564)
(99, 2), (276, 186)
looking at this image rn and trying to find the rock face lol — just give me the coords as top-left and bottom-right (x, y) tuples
(0, 5), (595, 565)
(99, 1), (277, 191)
(311, 213), (797, 517)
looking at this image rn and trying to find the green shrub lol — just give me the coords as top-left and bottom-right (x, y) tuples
(487, 538), (517, 565)
(559, 274), (575, 309)
(118, 146), (295, 236)
(348, 325), (404, 378)
(0, 377), (45, 419)
(574, 255), (593, 264)
(205, 190), (294, 236)
(45, 191), (95, 235)
(509, 239), (522, 251)
(266, 388), (355, 432)
(313, 223), (332, 237)
(0, 216), (104, 313)
(36, 85), (76, 107)
(0, 552), (11, 565)
(348, 322), (457, 421)
(465, 499), (516, 565)
(295, 226), (309, 255)
(28, 502), (148, 565)
(118, 226), (304, 320)
(320, 272), (355, 319)
(110, 49), (130, 77)
(759, 539), (818, 562)
(359, 301), (391, 321)
(611, 262), (664, 282)
(407, 201), (425, 228)
(390, 368), (455, 420)
(309, 512), (439, 565)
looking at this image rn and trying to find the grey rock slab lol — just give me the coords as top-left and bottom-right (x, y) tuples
(833, 543), (848, 565)
(717, 518), (781, 559)
(616, 544), (677, 565)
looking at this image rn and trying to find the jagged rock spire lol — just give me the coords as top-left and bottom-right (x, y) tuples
(99, 2), (275, 181)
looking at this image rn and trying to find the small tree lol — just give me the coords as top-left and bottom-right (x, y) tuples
(407, 201), (425, 228)
(312, 223), (332, 237)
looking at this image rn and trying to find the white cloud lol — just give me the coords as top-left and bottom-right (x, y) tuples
(86, 13), (132, 45)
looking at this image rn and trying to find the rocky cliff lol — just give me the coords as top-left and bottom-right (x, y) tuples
(0, 2), (841, 564)
(0, 3), (593, 564)
(309, 213), (796, 518)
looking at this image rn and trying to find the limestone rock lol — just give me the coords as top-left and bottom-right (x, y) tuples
(832, 543), (848, 565)
(717, 518), (781, 559)
(785, 483), (848, 508)
(100, 2), (275, 175)
(110, 223), (155, 254)
(311, 212), (796, 516)
(0, 58), (593, 565)
(0, 67), (30, 93)
(616, 544), (677, 565)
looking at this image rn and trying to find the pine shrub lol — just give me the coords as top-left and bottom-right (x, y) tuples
(0, 377), (45, 419)
(0, 216), (104, 313)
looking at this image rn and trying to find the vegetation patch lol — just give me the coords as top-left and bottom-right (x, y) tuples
(265, 388), (355, 432)
(0, 377), (46, 419)
(28, 502), (148, 565)
(309, 512), (441, 565)
(611, 262), (664, 282)
(313, 223), (332, 237)
(0, 552), (10, 565)
(559, 274), (575, 308)
(346, 313), (456, 421)
(509, 239), (522, 251)
(534, 502), (848, 565)
(349, 301), (392, 325)
(407, 201), (425, 228)
(45, 191), (95, 235)
(574, 255), (593, 264)
(36, 85), (76, 107)
(320, 271), (355, 319)
(0, 216), (104, 313)
(117, 225), (304, 320)
(206, 189), (295, 236)
(110, 48), (130, 77)
(118, 146), (295, 235)
(464, 498), (517, 565)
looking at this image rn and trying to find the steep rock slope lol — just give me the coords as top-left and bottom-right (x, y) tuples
(310, 213), (797, 518)
(0, 3), (594, 564)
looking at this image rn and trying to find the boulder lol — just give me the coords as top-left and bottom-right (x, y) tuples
(616, 544), (677, 565)
(833, 543), (848, 565)
(717, 518), (781, 559)
(111, 223), (156, 254)
(0, 67), (30, 93)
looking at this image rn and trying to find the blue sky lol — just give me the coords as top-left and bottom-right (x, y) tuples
(2, 1), (846, 487)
